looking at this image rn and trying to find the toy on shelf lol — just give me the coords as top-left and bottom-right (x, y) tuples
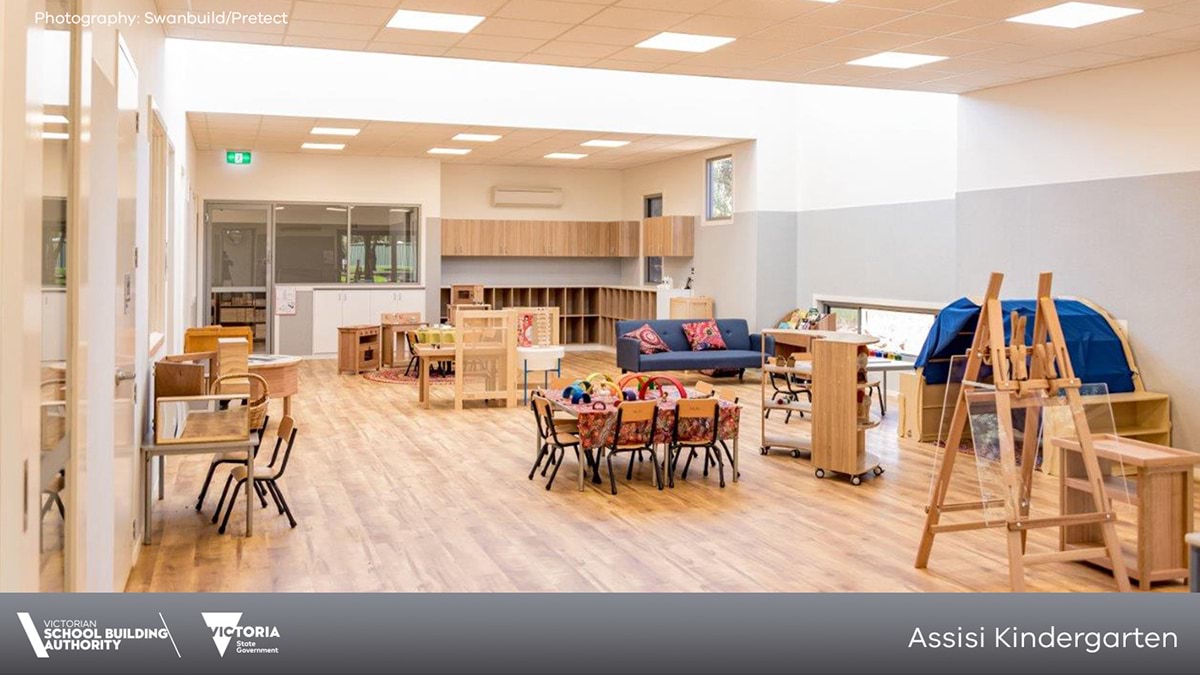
(915, 272), (1131, 593)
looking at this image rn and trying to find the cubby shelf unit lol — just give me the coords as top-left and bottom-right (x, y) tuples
(439, 285), (658, 346)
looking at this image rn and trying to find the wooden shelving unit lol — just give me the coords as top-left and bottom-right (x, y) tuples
(598, 287), (657, 347)
(211, 291), (267, 350)
(761, 329), (884, 485)
(440, 285), (658, 346)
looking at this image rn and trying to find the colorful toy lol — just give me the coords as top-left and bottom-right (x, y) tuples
(637, 375), (687, 401)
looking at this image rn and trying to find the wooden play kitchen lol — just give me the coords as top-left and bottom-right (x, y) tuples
(380, 311), (426, 368)
(1052, 434), (1199, 590)
(338, 324), (380, 374)
(761, 329), (884, 485)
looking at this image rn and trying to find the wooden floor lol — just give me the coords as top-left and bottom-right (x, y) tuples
(126, 352), (1195, 593)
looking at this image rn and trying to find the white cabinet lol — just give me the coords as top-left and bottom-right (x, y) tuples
(368, 289), (425, 317)
(311, 288), (428, 354)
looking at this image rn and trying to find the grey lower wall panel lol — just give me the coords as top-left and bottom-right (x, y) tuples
(796, 199), (957, 309)
(956, 170), (1200, 450)
(756, 211), (798, 330)
(277, 289), (314, 356)
(425, 217), (441, 324)
(693, 211), (760, 329)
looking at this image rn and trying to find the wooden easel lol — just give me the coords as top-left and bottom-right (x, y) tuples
(914, 272), (1131, 592)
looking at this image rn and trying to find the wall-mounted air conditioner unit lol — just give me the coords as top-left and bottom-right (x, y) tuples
(491, 186), (563, 208)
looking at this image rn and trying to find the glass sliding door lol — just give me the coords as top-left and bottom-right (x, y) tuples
(207, 203), (270, 352)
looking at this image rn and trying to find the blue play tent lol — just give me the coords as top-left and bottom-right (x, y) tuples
(914, 298), (1136, 394)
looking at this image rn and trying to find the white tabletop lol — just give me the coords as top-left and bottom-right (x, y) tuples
(867, 358), (914, 372)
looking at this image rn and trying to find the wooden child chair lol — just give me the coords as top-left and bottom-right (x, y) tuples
(605, 400), (662, 495)
(670, 398), (725, 488)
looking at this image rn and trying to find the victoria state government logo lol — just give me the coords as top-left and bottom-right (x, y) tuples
(201, 612), (281, 656)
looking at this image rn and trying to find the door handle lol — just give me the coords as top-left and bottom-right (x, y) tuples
(115, 368), (137, 385)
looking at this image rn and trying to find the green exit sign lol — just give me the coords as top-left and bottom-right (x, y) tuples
(226, 150), (252, 165)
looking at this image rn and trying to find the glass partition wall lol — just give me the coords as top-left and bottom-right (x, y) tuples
(40, 13), (74, 593)
(205, 201), (421, 352)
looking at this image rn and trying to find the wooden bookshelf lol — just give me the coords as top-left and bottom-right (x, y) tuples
(440, 285), (657, 346)
(211, 291), (267, 350)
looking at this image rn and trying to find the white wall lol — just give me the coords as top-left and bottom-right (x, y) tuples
(441, 164), (621, 220)
(959, 50), (1200, 193)
(956, 50), (1200, 454)
(796, 85), (957, 211)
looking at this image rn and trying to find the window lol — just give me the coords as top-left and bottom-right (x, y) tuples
(819, 300), (937, 359)
(348, 206), (419, 283)
(274, 204), (349, 283)
(644, 194), (662, 218)
(705, 155), (733, 221)
(272, 202), (421, 284)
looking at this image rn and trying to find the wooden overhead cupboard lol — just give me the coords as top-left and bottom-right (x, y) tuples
(441, 219), (638, 257)
(642, 216), (695, 257)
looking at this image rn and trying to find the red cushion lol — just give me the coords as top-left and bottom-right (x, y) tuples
(682, 320), (727, 351)
(622, 324), (671, 355)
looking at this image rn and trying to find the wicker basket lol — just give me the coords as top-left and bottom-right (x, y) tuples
(210, 372), (270, 431)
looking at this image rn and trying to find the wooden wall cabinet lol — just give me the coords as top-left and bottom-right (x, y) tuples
(643, 216), (695, 257)
(441, 219), (639, 258)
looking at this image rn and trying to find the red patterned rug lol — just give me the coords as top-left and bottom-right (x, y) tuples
(363, 368), (454, 385)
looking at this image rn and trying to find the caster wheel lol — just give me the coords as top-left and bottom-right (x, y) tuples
(873, 466), (885, 476)
(760, 447), (769, 455)
(791, 449), (802, 458)
(814, 468), (826, 479)
(851, 475), (863, 486)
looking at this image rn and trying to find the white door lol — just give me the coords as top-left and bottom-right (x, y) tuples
(111, 40), (139, 588)
(311, 289), (344, 354)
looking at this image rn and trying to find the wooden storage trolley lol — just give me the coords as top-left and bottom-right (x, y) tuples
(761, 329), (884, 485)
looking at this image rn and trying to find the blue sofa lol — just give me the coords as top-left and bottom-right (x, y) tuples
(616, 319), (772, 377)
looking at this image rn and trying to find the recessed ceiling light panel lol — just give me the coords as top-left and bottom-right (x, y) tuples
(635, 32), (735, 53)
(387, 9), (485, 34)
(42, 114), (69, 125)
(43, 131), (70, 140)
(453, 133), (503, 142)
(301, 142), (345, 150)
(1007, 2), (1142, 29)
(311, 126), (360, 136)
(582, 139), (630, 148)
(847, 51), (948, 69)
(545, 152), (587, 160)
(428, 147), (472, 155)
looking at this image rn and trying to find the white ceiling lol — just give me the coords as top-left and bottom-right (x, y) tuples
(155, 0), (1200, 93)
(188, 112), (742, 168)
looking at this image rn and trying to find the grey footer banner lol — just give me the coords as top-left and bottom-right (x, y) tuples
(0, 593), (1197, 674)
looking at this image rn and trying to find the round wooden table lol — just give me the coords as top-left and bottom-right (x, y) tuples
(248, 355), (301, 416)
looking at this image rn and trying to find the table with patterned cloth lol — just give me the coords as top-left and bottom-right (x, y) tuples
(541, 389), (741, 491)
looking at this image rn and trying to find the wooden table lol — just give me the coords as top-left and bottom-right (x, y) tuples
(141, 436), (256, 543)
(381, 322), (427, 368)
(1052, 433), (1200, 589)
(249, 354), (301, 416)
(546, 390), (742, 492)
(413, 344), (456, 409)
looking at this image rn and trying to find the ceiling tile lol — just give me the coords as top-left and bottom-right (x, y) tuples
(372, 28), (465, 46)
(667, 14), (775, 37)
(474, 18), (573, 39)
(454, 34), (550, 52)
(1090, 34), (1200, 56)
(788, 3), (909, 29)
(290, 1), (396, 25)
(555, 24), (658, 45)
(585, 6), (690, 30)
(534, 40), (625, 57)
(822, 30), (924, 51)
(518, 53), (600, 66)
(286, 19), (380, 40)
(704, 0), (830, 21)
(876, 11), (992, 36)
(496, 0), (611, 23)
(397, 0), (509, 14)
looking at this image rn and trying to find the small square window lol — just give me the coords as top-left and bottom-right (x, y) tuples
(706, 155), (733, 221)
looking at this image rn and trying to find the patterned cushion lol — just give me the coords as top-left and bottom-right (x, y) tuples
(682, 320), (728, 351)
(622, 324), (671, 355)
